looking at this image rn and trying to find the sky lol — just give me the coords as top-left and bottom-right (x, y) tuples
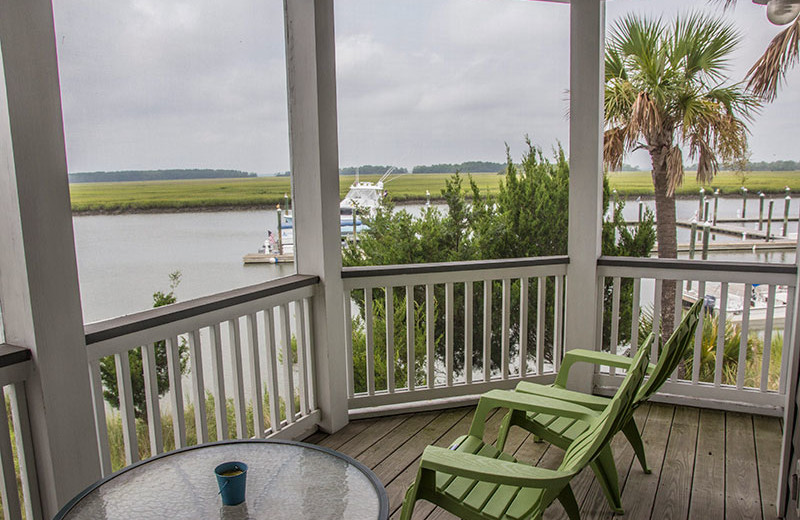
(51, 0), (800, 174)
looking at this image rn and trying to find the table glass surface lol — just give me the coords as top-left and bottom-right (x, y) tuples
(59, 442), (385, 520)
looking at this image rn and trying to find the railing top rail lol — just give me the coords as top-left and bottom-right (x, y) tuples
(84, 274), (319, 345)
(341, 255), (570, 279)
(598, 256), (798, 275)
(0, 344), (31, 368)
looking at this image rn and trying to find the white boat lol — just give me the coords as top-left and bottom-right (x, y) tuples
(257, 168), (396, 256)
(683, 282), (788, 328)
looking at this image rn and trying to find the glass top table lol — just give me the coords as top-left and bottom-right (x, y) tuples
(55, 440), (388, 520)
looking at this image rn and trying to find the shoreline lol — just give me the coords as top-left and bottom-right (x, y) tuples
(70, 192), (789, 217)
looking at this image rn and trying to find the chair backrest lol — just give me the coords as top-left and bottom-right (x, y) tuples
(636, 298), (704, 403)
(558, 344), (651, 473)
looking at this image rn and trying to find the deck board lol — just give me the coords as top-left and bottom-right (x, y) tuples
(306, 403), (782, 520)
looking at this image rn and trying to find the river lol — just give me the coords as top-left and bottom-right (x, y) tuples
(73, 196), (797, 324)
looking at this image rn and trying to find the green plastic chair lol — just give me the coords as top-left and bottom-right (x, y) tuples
(497, 297), (704, 498)
(399, 344), (651, 520)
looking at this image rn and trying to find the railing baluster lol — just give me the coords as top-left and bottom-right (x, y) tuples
(167, 336), (186, 448)
(141, 343), (163, 455)
(501, 279), (510, 379)
(386, 286), (396, 393)
(406, 285), (415, 391)
(365, 289), (375, 395)
(692, 281), (706, 385)
(595, 276), (605, 356)
(246, 313), (265, 437)
(652, 279), (663, 360)
(209, 323), (228, 440)
(8, 382), (41, 520)
(88, 359), (112, 476)
(303, 298), (317, 411)
(536, 277), (546, 375)
(227, 320), (247, 437)
(609, 277), (621, 376)
(426, 284), (435, 388)
(0, 386), (22, 520)
(115, 351), (139, 465)
(278, 303), (296, 423)
(262, 308), (281, 433)
(781, 287), (795, 394)
(343, 291), (354, 398)
(714, 283), (728, 387)
(187, 329), (208, 444)
(519, 277), (529, 377)
(483, 280), (492, 382)
(293, 301), (309, 415)
(737, 284), (752, 390)
(463, 282), (474, 384)
(446, 282), (454, 386)
(760, 285), (777, 391)
(554, 275), (564, 370)
(671, 282), (683, 381)
(630, 278), (641, 356)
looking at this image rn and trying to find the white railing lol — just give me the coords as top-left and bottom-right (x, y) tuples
(597, 257), (797, 416)
(83, 275), (320, 476)
(342, 257), (569, 411)
(0, 344), (41, 520)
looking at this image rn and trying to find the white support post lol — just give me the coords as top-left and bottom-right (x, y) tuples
(284, 0), (348, 433)
(0, 0), (101, 514)
(778, 238), (800, 517)
(564, 0), (605, 393)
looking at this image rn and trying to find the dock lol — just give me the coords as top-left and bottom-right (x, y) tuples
(243, 253), (294, 264)
(675, 219), (781, 240)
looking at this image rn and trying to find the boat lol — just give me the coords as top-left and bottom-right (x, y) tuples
(682, 282), (788, 328)
(245, 168), (396, 263)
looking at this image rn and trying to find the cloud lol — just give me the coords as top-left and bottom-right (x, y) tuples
(52, 0), (800, 174)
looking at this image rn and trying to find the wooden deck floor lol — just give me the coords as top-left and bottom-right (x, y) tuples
(305, 403), (783, 520)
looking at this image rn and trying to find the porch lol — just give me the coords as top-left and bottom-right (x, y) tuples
(306, 403), (782, 520)
(1, 0), (799, 518)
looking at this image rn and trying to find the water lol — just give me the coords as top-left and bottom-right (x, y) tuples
(73, 197), (796, 323)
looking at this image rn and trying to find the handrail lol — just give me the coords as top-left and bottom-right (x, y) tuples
(84, 274), (319, 345)
(0, 343), (31, 368)
(598, 256), (797, 275)
(342, 255), (569, 278)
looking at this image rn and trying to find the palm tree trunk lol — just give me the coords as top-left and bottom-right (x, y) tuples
(651, 149), (677, 343)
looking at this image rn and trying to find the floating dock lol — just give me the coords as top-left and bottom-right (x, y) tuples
(243, 253), (294, 264)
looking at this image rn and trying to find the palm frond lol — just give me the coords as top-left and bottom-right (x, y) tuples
(747, 19), (800, 101)
(603, 127), (626, 172)
(671, 13), (740, 81)
(629, 91), (662, 142)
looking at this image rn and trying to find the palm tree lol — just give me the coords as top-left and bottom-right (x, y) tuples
(604, 13), (759, 338)
(723, 0), (800, 101)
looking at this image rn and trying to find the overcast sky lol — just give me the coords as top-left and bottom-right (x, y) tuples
(52, 0), (800, 174)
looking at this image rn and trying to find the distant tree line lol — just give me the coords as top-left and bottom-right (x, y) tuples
(412, 161), (505, 173)
(609, 163), (641, 172)
(340, 165), (408, 175)
(69, 169), (257, 183)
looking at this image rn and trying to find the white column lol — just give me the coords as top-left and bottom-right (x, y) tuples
(0, 0), (101, 515)
(777, 238), (800, 517)
(564, 0), (605, 393)
(284, 0), (348, 433)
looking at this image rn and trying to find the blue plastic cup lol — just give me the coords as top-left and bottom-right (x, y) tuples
(214, 461), (248, 506)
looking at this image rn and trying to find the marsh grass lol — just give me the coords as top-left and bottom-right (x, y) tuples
(69, 171), (800, 213)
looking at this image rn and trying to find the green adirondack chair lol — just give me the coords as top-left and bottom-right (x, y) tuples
(496, 297), (704, 505)
(399, 344), (651, 520)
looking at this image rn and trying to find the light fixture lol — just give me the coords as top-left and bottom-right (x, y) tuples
(766, 0), (800, 25)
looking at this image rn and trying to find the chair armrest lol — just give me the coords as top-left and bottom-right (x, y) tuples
(420, 445), (573, 488)
(554, 348), (656, 388)
(468, 389), (596, 438)
(515, 382), (611, 412)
